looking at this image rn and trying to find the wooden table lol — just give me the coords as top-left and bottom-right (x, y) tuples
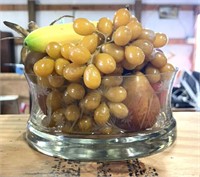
(0, 112), (199, 177)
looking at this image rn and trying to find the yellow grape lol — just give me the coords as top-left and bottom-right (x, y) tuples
(64, 104), (80, 122)
(121, 59), (137, 70)
(69, 45), (91, 65)
(63, 63), (86, 81)
(104, 86), (127, 103)
(126, 20), (143, 41)
(46, 42), (62, 59)
(159, 63), (175, 73)
(37, 76), (52, 88)
(80, 90), (102, 111)
(101, 75), (123, 87)
(101, 43), (124, 63)
(73, 18), (96, 36)
(63, 90), (76, 105)
(46, 90), (62, 112)
(78, 115), (93, 132)
(107, 102), (129, 119)
(33, 58), (54, 77)
(145, 64), (161, 83)
(61, 43), (75, 60)
(97, 17), (113, 37)
(54, 58), (70, 76)
(49, 109), (65, 127)
(94, 102), (110, 126)
(99, 125), (113, 134)
(159, 63), (176, 80)
(48, 73), (65, 88)
(131, 39), (154, 56)
(113, 8), (131, 29)
(139, 28), (156, 42)
(153, 32), (168, 48)
(79, 33), (99, 54)
(67, 83), (85, 100)
(83, 64), (101, 89)
(113, 26), (132, 46)
(94, 53), (116, 74)
(150, 50), (167, 68)
(125, 45), (145, 66)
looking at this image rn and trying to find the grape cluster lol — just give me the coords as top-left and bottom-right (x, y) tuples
(32, 8), (175, 135)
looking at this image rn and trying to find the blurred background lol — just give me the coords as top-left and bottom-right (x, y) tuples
(0, 0), (200, 113)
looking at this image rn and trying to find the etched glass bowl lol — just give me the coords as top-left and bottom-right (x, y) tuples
(25, 69), (177, 161)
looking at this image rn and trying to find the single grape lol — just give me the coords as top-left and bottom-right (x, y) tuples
(73, 18), (96, 36)
(150, 51), (167, 68)
(97, 17), (113, 37)
(63, 90), (76, 105)
(159, 63), (175, 73)
(108, 102), (129, 119)
(121, 59), (137, 70)
(37, 76), (52, 88)
(101, 43), (125, 63)
(99, 125), (113, 135)
(64, 104), (80, 122)
(83, 64), (101, 89)
(61, 43), (75, 60)
(153, 32), (168, 48)
(94, 53), (116, 74)
(67, 83), (85, 100)
(139, 28), (156, 42)
(46, 90), (62, 112)
(78, 115), (93, 132)
(113, 26), (132, 46)
(113, 8), (131, 29)
(94, 102), (110, 126)
(159, 63), (176, 80)
(79, 33), (99, 54)
(33, 58), (54, 77)
(46, 42), (62, 59)
(55, 58), (70, 76)
(125, 45), (145, 66)
(48, 73), (65, 88)
(145, 64), (161, 83)
(49, 109), (65, 127)
(101, 75), (123, 87)
(104, 86), (127, 103)
(63, 63), (86, 81)
(126, 20), (143, 41)
(80, 90), (102, 111)
(69, 45), (91, 65)
(131, 39), (154, 56)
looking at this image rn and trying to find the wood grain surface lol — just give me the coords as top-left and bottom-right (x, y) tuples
(0, 112), (199, 177)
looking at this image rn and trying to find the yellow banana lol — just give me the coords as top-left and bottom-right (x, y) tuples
(24, 23), (83, 53)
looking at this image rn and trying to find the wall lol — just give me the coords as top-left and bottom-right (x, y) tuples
(0, 0), (199, 72)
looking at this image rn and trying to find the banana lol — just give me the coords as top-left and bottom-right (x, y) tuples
(24, 23), (83, 53)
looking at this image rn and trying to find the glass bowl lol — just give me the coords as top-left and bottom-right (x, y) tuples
(25, 69), (177, 161)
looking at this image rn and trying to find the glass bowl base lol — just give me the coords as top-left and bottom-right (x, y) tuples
(26, 117), (176, 162)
